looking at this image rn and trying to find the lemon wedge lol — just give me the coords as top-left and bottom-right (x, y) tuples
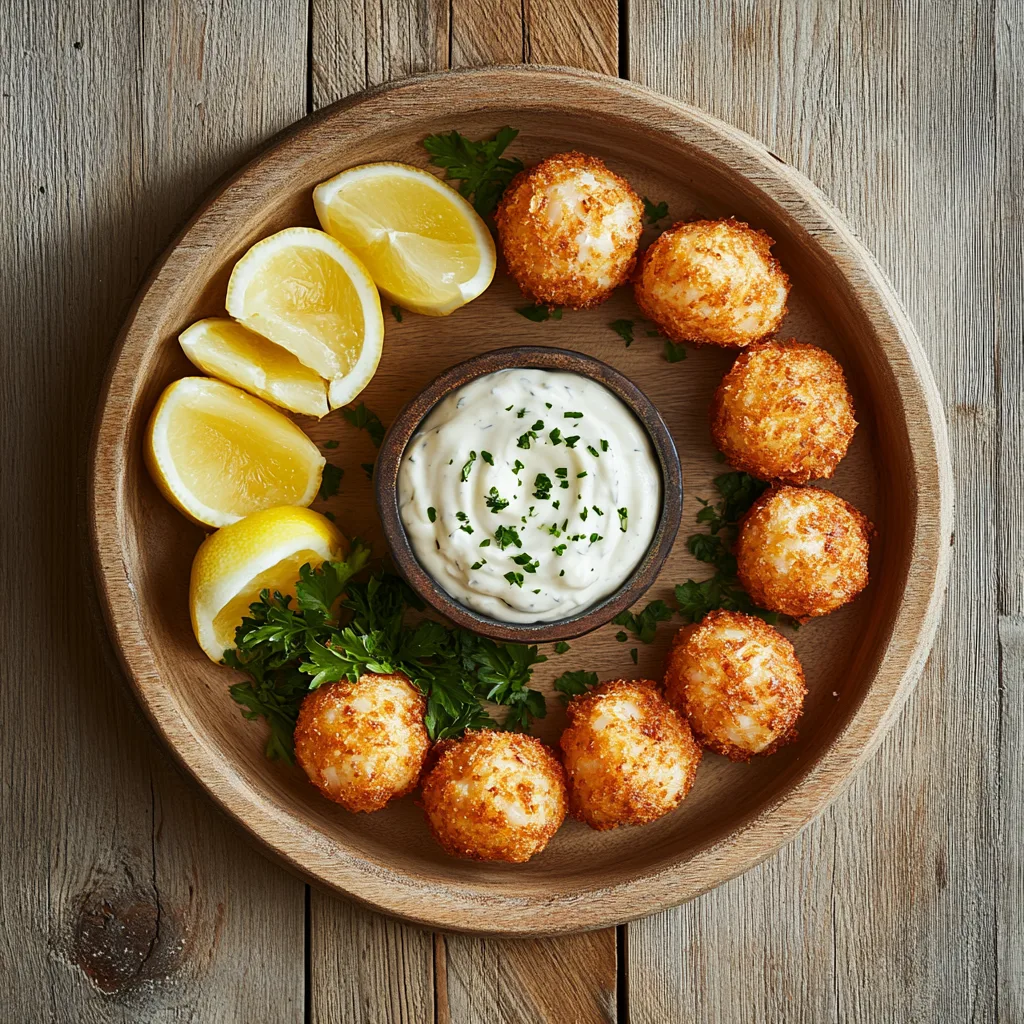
(313, 162), (496, 316)
(190, 506), (347, 661)
(145, 376), (325, 528)
(225, 227), (384, 409)
(179, 318), (329, 418)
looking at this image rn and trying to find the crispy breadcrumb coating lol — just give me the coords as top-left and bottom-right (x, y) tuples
(495, 151), (643, 308)
(710, 340), (857, 484)
(634, 218), (789, 347)
(294, 674), (430, 813)
(419, 730), (567, 863)
(559, 680), (701, 831)
(735, 486), (872, 618)
(664, 612), (806, 761)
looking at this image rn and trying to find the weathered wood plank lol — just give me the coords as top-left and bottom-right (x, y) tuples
(0, 1), (307, 1020)
(627, 1), (1001, 1021)
(996, 3), (1024, 1018)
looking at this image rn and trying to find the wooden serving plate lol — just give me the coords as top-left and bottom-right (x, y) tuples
(89, 67), (952, 935)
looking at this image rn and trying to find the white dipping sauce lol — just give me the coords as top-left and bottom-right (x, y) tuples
(397, 369), (661, 623)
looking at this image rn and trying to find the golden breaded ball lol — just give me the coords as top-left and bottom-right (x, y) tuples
(419, 730), (567, 862)
(710, 340), (857, 484)
(664, 611), (807, 761)
(634, 218), (789, 347)
(294, 674), (430, 813)
(495, 151), (643, 308)
(735, 486), (872, 618)
(559, 680), (701, 831)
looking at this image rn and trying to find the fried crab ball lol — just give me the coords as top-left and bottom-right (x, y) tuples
(495, 151), (643, 309)
(664, 611), (807, 761)
(294, 674), (430, 813)
(559, 680), (701, 831)
(634, 218), (790, 347)
(419, 730), (567, 863)
(735, 486), (872, 619)
(710, 340), (857, 484)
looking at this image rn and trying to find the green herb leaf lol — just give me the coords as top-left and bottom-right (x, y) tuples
(517, 304), (562, 322)
(610, 319), (634, 346)
(612, 599), (673, 644)
(642, 196), (669, 224)
(553, 669), (599, 703)
(427, 506), (437, 523)
(341, 402), (386, 447)
(390, 304), (404, 322)
(664, 340), (687, 362)
(461, 450), (478, 481)
(554, 641), (570, 654)
(318, 462), (344, 500)
(422, 125), (524, 216)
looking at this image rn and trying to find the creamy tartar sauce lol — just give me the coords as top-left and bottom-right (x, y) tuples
(397, 369), (660, 623)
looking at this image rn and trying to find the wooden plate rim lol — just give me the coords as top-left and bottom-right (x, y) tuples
(374, 344), (683, 643)
(88, 66), (954, 935)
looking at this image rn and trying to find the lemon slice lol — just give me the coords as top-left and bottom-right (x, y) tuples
(225, 227), (384, 409)
(313, 162), (496, 316)
(179, 318), (329, 418)
(190, 506), (347, 661)
(145, 376), (325, 528)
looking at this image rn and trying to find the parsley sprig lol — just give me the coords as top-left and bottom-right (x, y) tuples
(422, 126), (524, 216)
(226, 543), (547, 760)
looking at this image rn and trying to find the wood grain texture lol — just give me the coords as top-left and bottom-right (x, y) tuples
(996, 3), (1024, 1020)
(626, 2), (1013, 1022)
(0, 1), (307, 1020)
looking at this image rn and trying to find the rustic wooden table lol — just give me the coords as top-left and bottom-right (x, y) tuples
(2, 1), (1020, 1021)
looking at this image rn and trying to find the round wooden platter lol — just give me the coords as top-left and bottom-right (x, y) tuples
(89, 67), (953, 935)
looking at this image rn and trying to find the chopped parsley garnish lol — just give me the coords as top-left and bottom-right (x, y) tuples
(532, 419), (544, 431)
(617, 507), (629, 531)
(227, 542), (548, 754)
(516, 431), (537, 449)
(390, 304), (404, 322)
(553, 670), (599, 702)
(422, 125), (524, 216)
(512, 459), (525, 477)
(317, 463), (344, 500)
(479, 538), (491, 547)
(592, 505), (604, 516)
(505, 404), (514, 411)
(549, 428), (563, 445)
(564, 435), (580, 448)
(610, 319), (635, 346)
(460, 451), (477, 481)
(485, 487), (510, 513)
(504, 571), (525, 587)
(615, 631), (628, 643)
(494, 524), (522, 550)
(564, 411), (584, 419)
(577, 471), (588, 478)
(587, 445), (600, 457)
(533, 473), (553, 499)
(580, 508), (589, 522)
(517, 408), (527, 418)
(427, 506), (437, 522)
(323, 439), (339, 449)
(511, 552), (539, 573)
(600, 439), (609, 452)
(471, 559), (486, 570)
(455, 511), (474, 534)
(612, 599), (673, 644)
(664, 340), (687, 362)
(555, 468), (568, 478)
(552, 543), (567, 555)
(517, 304), (562, 322)
(554, 641), (570, 654)
(324, 511), (336, 523)
(553, 500), (561, 509)
(361, 462), (374, 479)
(481, 451), (494, 465)
(642, 196), (669, 224)
(630, 648), (639, 664)
(589, 532), (602, 543)
(675, 472), (793, 626)
(341, 402), (385, 447)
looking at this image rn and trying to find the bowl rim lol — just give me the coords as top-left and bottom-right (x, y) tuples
(374, 346), (683, 642)
(87, 65), (953, 935)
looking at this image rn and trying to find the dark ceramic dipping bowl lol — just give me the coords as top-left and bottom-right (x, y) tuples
(375, 346), (682, 642)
